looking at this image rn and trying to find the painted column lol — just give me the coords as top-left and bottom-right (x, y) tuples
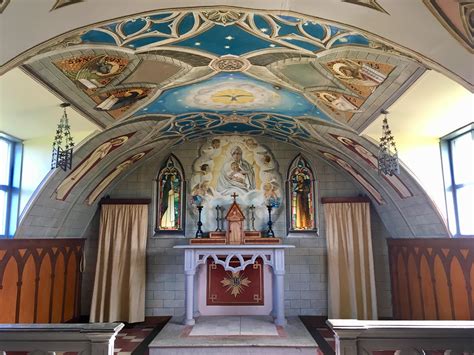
(273, 248), (287, 326)
(184, 249), (196, 325)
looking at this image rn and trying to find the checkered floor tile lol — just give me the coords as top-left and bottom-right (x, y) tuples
(114, 325), (157, 353)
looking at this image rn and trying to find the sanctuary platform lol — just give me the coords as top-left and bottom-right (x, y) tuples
(148, 315), (318, 354)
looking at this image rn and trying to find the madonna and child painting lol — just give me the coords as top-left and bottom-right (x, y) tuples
(189, 136), (282, 230)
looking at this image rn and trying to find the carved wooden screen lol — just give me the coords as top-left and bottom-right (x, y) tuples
(0, 238), (84, 323)
(287, 155), (316, 232)
(155, 155), (185, 233)
(388, 238), (474, 320)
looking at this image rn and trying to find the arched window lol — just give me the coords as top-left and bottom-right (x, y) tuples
(287, 155), (317, 232)
(155, 155), (185, 233)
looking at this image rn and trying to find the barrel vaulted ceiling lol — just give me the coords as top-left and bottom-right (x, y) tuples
(3, 2), (471, 238)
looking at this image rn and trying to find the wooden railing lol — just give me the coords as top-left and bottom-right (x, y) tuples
(0, 238), (85, 323)
(0, 323), (124, 355)
(327, 319), (474, 355)
(388, 238), (474, 320)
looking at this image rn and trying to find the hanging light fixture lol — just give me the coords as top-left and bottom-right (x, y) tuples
(378, 110), (400, 176)
(51, 103), (74, 171)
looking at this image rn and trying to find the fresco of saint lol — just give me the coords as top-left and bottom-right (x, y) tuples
(157, 156), (183, 231)
(292, 173), (313, 230)
(288, 156), (315, 231)
(160, 174), (179, 229)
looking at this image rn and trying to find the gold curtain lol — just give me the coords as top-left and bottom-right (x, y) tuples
(90, 204), (148, 323)
(324, 202), (377, 319)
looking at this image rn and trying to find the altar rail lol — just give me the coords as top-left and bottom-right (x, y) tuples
(387, 238), (474, 320)
(327, 319), (474, 355)
(0, 238), (85, 323)
(0, 323), (124, 355)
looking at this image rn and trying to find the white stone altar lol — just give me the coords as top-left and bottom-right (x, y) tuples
(174, 244), (294, 326)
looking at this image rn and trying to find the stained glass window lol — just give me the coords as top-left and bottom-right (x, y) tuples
(156, 155), (185, 233)
(288, 155), (316, 232)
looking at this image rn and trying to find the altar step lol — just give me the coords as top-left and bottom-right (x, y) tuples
(149, 315), (318, 354)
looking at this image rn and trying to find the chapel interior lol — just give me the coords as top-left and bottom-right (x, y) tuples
(0, 1), (473, 354)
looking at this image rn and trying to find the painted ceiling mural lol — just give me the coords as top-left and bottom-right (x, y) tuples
(423, 0), (473, 52)
(134, 72), (323, 117)
(15, 6), (451, 238)
(151, 112), (314, 146)
(341, 0), (388, 14)
(25, 8), (423, 129)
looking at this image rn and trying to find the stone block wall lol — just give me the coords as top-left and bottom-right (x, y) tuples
(80, 137), (392, 318)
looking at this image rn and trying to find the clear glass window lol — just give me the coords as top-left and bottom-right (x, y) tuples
(441, 124), (474, 237)
(0, 134), (22, 238)
(0, 139), (11, 186)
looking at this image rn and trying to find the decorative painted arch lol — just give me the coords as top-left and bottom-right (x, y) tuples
(155, 154), (186, 234)
(286, 154), (317, 233)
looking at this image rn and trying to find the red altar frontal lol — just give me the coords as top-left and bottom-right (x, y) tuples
(196, 253), (273, 316)
(206, 257), (264, 306)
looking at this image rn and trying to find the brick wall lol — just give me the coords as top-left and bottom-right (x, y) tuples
(81, 137), (392, 318)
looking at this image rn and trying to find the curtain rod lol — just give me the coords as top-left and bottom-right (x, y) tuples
(99, 198), (151, 205)
(321, 196), (371, 204)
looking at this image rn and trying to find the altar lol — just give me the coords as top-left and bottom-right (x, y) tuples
(174, 244), (294, 326)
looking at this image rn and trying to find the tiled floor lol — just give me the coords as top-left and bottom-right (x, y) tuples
(114, 327), (153, 354)
(113, 316), (171, 355)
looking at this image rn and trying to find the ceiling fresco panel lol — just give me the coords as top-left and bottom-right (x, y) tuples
(247, 52), (315, 67)
(132, 72), (330, 119)
(313, 91), (364, 122)
(276, 61), (340, 91)
(53, 54), (129, 91)
(22, 7), (427, 133)
(341, 0), (389, 14)
(122, 59), (183, 85)
(92, 86), (155, 120)
(424, 0), (473, 52)
(324, 58), (395, 98)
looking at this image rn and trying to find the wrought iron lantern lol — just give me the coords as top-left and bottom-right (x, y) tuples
(378, 110), (400, 176)
(51, 103), (74, 171)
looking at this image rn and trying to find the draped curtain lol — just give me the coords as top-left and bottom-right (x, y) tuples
(324, 202), (377, 319)
(90, 204), (148, 323)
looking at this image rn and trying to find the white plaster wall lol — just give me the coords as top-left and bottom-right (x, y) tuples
(80, 137), (393, 318)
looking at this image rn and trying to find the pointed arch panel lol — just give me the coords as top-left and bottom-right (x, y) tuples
(155, 154), (186, 233)
(287, 155), (317, 232)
